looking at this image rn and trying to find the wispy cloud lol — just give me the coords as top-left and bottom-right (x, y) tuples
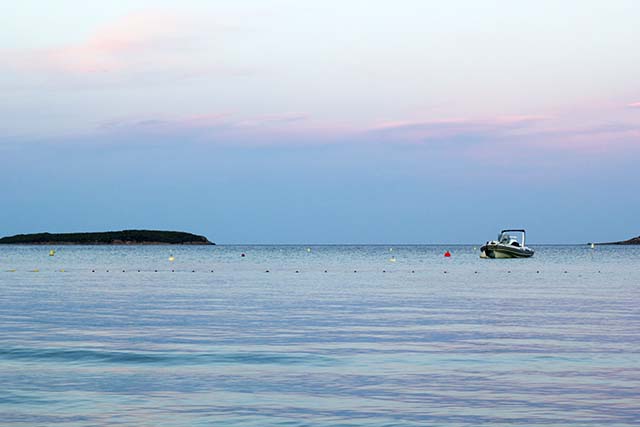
(0, 10), (250, 88)
(94, 109), (640, 156)
(367, 115), (549, 143)
(628, 102), (640, 108)
(94, 112), (324, 146)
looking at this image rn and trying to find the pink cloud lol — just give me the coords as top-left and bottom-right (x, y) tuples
(3, 11), (187, 75)
(98, 112), (318, 138)
(93, 111), (365, 148)
(362, 110), (640, 167)
(1, 10), (248, 84)
(628, 102), (640, 108)
(368, 114), (549, 143)
(55, 12), (188, 73)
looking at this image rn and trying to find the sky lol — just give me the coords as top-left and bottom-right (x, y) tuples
(1, 0), (639, 243)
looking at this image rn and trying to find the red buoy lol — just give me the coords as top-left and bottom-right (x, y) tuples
(444, 251), (451, 257)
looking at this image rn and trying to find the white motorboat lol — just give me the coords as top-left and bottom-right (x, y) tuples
(480, 229), (534, 258)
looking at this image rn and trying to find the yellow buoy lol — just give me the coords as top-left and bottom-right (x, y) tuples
(389, 256), (397, 263)
(169, 255), (175, 262)
(49, 250), (56, 256)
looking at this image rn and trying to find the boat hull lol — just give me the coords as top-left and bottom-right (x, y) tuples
(480, 243), (534, 259)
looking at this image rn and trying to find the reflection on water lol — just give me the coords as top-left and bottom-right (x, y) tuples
(0, 245), (639, 426)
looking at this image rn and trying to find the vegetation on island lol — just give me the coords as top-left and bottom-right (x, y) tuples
(0, 230), (213, 245)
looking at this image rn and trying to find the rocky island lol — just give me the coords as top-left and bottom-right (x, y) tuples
(0, 230), (214, 245)
(597, 236), (640, 245)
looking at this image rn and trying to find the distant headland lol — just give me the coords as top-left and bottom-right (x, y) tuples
(0, 230), (214, 245)
(597, 236), (640, 245)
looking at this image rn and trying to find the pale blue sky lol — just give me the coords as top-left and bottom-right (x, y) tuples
(1, 1), (639, 243)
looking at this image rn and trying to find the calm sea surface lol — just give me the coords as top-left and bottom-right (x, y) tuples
(1, 245), (639, 426)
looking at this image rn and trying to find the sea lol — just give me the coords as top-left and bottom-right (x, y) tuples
(0, 245), (638, 426)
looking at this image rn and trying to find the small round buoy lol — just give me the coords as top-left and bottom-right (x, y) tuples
(265, 270), (269, 273)
(444, 270), (448, 274)
(306, 248), (311, 253)
(411, 270), (415, 273)
(389, 257), (396, 263)
(382, 270), (386, 273)
(295, 270), (299, 273)
(324, 270), (328, 273)
(354, 270), (357, 273)
(168, 255), (175, 262)
(444, 251), (451, 257)
(241, 253), (246, 257)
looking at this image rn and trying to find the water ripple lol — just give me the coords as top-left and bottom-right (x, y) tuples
(0, 347), (334, 367)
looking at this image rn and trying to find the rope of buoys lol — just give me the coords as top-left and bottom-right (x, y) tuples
(0, 268), (601, 275)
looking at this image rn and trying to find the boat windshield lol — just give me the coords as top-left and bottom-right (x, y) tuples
(499, 233), (516, 244)
(499, 233), (524, 247)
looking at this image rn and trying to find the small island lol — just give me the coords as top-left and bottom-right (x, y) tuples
(597, 236), (640, 245)
(0, 230), (214, 245)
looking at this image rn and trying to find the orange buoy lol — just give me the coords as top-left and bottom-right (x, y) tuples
(444, 251), (451, 257)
